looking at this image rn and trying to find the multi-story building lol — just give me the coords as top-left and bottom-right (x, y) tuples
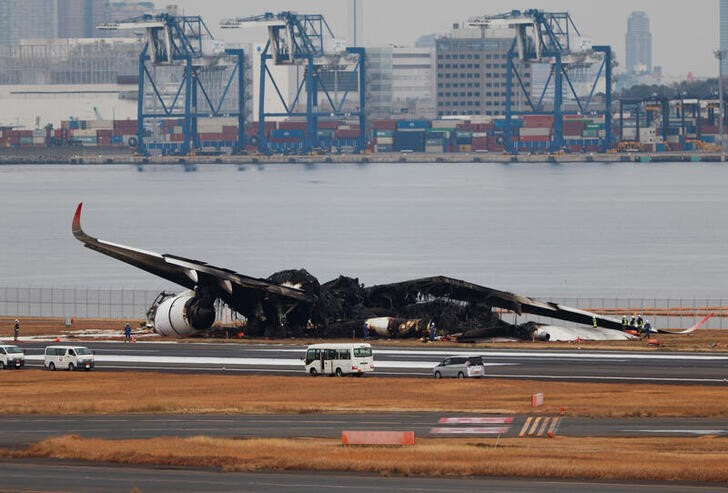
(0, 0), (59, 45)
(109, 1), (156, 21)
(435, 27), (531, 117)
(0, 38), (141, 85)
(366, 46), (436, 119)
(625, 11), (652, 74)
(58, 0), (111, 38)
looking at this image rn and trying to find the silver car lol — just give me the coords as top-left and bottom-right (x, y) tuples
(433, 356), (485, 379)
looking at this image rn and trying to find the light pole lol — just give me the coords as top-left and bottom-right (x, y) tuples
(714, 49), (725, 161)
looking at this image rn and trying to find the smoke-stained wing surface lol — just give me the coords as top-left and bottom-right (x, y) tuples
(71, 203), (314, 307)
(365, 276), (623, 331)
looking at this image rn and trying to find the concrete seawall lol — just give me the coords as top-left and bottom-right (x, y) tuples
(0, 148), (723, 165)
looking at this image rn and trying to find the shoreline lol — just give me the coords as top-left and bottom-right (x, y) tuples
(0, 148), (723, 165)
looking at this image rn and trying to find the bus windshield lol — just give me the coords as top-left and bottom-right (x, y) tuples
(353, 347), (372, 358)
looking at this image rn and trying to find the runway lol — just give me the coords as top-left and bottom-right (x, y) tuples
(1, 461), (726, 493)
(1, 414), (727, 445)
(14, 341), (728, 384)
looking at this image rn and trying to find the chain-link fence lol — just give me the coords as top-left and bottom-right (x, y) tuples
(0, 287), (726, 329)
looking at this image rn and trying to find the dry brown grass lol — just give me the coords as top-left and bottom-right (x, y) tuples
(0, 316), (140, 337)
(0, 371), (726, 417)
(3, 435), (728, 482)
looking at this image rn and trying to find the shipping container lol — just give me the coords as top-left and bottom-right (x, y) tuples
(396, 120), (430, 130)
(393, 130), (425, 152)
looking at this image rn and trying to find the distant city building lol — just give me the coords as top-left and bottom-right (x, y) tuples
(109, 1), (156, 21)
(0, 0), (59, 45)
(435, 26), (531, 117)
(625, 11), (652, 74)
(0, 38), (142, 85)
(366, 46), (436, 119)
(58, 0), (111, 38)
(721, 0), (728, 75)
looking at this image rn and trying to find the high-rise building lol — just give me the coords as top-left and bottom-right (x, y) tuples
(625, 11), (652, 74)
(366, 46), (436, 119)
(58, 0), (111, 38)
(435, 27), (531, 117)
(721, 0), (728, 75)
(0, 0), (59, 45)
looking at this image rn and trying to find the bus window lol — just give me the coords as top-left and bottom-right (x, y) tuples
(306, 349), (320, 364)
(337, 349), (350, 360)
(354, 347), (372, 358)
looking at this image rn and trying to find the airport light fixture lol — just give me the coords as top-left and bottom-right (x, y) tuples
(714, 49), (725, 161)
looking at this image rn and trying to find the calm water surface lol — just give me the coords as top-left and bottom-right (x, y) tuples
(1, 161), (727, 298)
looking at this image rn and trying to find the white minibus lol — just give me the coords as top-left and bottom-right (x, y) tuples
(304, 343), (373, 376)
(44, 346), (94, 371)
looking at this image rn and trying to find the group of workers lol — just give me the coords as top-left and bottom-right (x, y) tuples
(622, 314), (653, 337)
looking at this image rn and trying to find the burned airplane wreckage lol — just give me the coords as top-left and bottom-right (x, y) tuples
(72, 203), (627, 341)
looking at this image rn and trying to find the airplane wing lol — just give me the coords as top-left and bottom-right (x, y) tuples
(657, 313), (713, 335)
(365, 276), (624, 331)
(71, 203), (313, 304)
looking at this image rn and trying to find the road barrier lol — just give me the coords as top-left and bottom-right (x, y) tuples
(341, 431), (415, 445)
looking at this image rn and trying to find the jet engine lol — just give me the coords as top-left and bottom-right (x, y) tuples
(152, 290), (216, 337)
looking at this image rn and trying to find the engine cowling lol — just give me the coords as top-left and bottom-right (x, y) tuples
(153, 291), (216, 337)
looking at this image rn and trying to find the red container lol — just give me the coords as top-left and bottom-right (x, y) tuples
(198, 132), (225, 141)
(523, 115), (554, 128)
(519, 135), (550, 142)
(563, 121), (585, 134)
(334, 129), (360, 139)
(279, 121), (307, 130)
(170, 134), (185, 142)
(371, 119), (397, 131)
(318, 120), (339, 129)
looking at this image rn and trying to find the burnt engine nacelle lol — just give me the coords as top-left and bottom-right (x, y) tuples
(152, 290), (216, 337)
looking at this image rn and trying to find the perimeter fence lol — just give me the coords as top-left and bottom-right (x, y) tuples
(0, 287), (726, 330)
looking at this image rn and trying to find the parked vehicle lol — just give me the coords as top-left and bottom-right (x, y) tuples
(304, 343), (374, 376)
(44, 346), (94, 371)
(432, 356), (484, 379)
(0, 345), (24, 369)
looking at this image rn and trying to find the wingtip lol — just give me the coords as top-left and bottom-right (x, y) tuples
(72, 202), (83, 236)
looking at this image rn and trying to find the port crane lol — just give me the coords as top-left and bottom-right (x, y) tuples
(221, 12), (366, 154)
(469, 10), (612, 153)
(99, 12), (245, 155)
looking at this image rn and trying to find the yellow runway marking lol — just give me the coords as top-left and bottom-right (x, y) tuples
(528, 417), (542, 435)
(519, 417), (533, 437)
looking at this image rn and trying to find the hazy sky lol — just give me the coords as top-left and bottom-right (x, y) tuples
(172, 0), (718, 77)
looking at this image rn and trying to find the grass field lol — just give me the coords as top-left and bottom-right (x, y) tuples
(0, 371), (726, 417)
(3, 435), (728, 482)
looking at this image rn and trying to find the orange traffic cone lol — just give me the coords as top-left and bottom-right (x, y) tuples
(131, 336), (136, 343)
(55, 337), (60, 342)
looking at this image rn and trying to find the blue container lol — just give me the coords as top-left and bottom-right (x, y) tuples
(494, 118), (523, 130)
(396, 120), (430, 130)
(394, 130), (425, 152)
(272, 129), (304, 139)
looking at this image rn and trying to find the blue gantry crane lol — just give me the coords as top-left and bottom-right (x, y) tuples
(221, 12), (366, 154)
(99, 12), (246, 155)
(469, 10), (612, 153)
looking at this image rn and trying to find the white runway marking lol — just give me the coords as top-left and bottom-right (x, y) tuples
(261, 348), (728, 361)
(22, 354), (511, 370)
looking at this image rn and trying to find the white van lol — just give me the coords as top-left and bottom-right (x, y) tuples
(304, 343), (374, 377)
(44, 346), (94, 371)
(0, 345), (25, 369)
